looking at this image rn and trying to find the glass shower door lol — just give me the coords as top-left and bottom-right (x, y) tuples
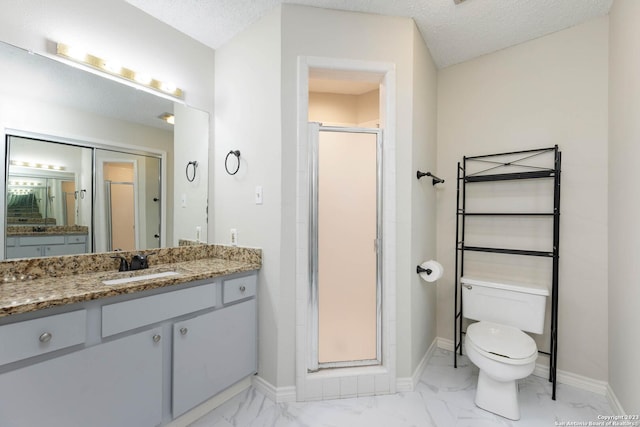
(309, 124), (382, 370)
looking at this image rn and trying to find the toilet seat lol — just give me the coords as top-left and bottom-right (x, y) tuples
(466, 321), (537, 365)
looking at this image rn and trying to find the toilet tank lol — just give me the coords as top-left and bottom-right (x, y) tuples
(461, 277), (548, 334)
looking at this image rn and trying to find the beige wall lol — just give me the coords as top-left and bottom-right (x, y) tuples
(609, 0), (640, 414)
(411, 25), (439, 376)
(309, 90), (380, 127)
(437, 17), (609, 381)
(309, 92), (359, 126)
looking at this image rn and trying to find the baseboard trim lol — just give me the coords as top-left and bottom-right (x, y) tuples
(437, 337), (454, 352)
(436, 337), (612, 398)
(606, 383), (626, 415)
(532, 364), (608, 395)
(252, 375), (297, 403)
(167, 376), (252, 427)
(396, 338), (437, 392)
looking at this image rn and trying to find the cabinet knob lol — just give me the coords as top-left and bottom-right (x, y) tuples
(180, 327), (188, 336)
(239, 285), (246, 293)
(39, 332), (52, 343)
(152, 334), (161, 343)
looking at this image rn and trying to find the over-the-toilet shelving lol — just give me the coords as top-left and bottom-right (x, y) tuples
(453, 145), (561, 400)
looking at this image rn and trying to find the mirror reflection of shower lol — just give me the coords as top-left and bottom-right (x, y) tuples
(94, 150), (161, 253)
(104, 162), (136, 252)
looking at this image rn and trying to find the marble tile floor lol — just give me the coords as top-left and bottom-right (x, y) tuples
(190, 349), (612, 427)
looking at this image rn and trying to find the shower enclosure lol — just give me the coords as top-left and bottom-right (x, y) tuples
(309, 124), (382, 370)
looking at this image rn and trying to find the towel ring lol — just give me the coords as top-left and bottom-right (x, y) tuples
(186, 161), (198, 182)
(225, 150), (241, 175)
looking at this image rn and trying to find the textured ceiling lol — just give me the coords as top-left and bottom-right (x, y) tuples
(125, 0), (612, 69)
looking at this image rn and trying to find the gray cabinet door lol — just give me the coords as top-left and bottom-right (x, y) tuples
(173, 299), (257, 417)
(0, 328), (163, 427)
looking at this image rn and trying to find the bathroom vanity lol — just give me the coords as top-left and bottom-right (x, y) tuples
(0, 244), (261, 427)
(5, 226), (89, 259)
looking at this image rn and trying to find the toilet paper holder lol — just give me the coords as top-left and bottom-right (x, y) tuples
(416, 265), (433, 275)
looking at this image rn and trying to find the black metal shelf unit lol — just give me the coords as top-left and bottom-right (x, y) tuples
(453, 145), (561, 400)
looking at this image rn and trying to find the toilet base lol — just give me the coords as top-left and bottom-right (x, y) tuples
(474, 370), (520, 420)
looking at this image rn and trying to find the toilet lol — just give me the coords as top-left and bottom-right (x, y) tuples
(461, 277), (549, 420)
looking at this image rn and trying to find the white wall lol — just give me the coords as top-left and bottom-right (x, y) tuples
(608, 0), (640, 414)
(437, 17), (609, 381)
(213, 7), (282, 387)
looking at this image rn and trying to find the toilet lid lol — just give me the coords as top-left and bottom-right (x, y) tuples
(466, 321), (537, 360)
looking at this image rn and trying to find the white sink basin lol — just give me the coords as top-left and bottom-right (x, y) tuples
(102, 271), (180, 286)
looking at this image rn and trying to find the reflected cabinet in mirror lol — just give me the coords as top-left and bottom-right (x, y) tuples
(0, 40), (209, 260)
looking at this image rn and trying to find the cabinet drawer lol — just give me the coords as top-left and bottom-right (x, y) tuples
(0, 310), (86, 366)
(223, 274), (257, 304)
(102, 283), (217, 337)
(19, 235), (65, 246)
(46, 243), (87, 256)
(67, 235), (87, 244)
(6, 237), (15, 247)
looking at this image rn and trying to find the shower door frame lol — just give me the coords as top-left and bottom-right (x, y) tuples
(308, 124), (383, 371)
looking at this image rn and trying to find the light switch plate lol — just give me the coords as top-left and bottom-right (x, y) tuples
(255, 186), (263, 205)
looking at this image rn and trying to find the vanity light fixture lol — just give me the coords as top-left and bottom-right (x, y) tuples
(56, 42), (183, 99)
(158, 113), (175, 125)
(10, 160), (65, 171)
(10, 189), (35, 195)
(10, 180), (42, 187)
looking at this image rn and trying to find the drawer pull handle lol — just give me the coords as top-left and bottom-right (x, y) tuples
(39, 332), (52, 343)
(153, 334), (161, 343)
(180, 327), (188, 336)
(239, 285), (246, 293)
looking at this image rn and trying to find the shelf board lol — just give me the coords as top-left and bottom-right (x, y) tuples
(460, 245), (555, 257)
(465, 170), (555, 182)
(459, 212), (555, 216)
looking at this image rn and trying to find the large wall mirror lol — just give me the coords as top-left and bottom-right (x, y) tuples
(0, 40), (209, 259)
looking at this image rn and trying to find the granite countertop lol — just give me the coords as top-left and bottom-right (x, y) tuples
(7, 225), (90, 236)
(0, 244), (261, 318)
